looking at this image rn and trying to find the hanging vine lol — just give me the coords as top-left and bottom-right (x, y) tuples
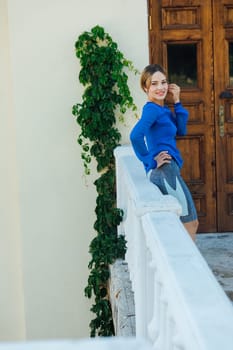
(72, 25), (138, 337)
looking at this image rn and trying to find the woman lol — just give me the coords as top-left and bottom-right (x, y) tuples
(130, 64), (198, 240)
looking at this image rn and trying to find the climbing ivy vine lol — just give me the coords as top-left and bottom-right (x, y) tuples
(72, 25), (138, 337)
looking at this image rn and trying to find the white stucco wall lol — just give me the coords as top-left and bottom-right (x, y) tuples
(0, 0), (26, 341)
(0, 0), (148, 341)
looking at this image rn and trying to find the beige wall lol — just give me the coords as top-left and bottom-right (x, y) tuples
(0, 0), (148, 340)
(0, 0), (26, 341)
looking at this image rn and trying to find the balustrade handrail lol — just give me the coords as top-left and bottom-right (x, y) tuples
(114, 145), (233, 350)
(0, 338), (153, 350)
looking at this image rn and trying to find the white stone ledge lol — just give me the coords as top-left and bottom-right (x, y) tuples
(114, 145), (182, 218)
(142, 211), (233, 349)
(114, 144), (233, 350)
(0, 338), (153, 350)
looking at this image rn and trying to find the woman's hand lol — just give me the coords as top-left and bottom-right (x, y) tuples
(168, 83), (180, 104)
(154, 151), (172, 168)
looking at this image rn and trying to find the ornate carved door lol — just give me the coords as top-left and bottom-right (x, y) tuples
(148, 0), (233, 232)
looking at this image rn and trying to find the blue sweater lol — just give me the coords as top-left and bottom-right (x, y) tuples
(130, 101), (189, 173)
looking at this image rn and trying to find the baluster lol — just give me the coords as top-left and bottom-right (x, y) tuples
(172, 333), (186, 350)
(164, 310), (174, 350)
(135, 223), (147, 336)
(147, 261), (159, 343)
(145, 248), (153, 334)
(124, 199), (136, 289)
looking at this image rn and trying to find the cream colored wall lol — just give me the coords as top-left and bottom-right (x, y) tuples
(1, 0), (148, 340)
(0, 0), (26, 341)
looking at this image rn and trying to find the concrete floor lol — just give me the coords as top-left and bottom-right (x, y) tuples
(196, 232), (233, 302)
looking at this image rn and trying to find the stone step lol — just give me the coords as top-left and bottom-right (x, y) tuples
(196, 232), (233, 303)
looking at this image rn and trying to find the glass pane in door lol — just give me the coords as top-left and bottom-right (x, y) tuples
(167, 43), (197, 87)
(229, 42), (233, 86)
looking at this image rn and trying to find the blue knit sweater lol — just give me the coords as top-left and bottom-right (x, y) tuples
(130, 101), (189, 173)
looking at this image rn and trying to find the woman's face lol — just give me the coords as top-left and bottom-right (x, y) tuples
(145, 71), (168, 105)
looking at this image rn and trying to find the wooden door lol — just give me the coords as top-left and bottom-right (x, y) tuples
(213, 0), (233, 231)
(148, 0), (233, 232)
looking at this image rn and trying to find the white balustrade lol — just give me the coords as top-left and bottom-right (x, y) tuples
(114, 145), (233, 350)
(0, 338), (153, 350)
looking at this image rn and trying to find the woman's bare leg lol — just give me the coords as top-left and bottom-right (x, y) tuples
(183, 219), (199, 241)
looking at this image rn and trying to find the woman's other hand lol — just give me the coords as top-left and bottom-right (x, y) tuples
(154, 151), (172, 168)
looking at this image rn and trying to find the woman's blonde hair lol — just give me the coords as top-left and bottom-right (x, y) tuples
(140, 64), (167, 92)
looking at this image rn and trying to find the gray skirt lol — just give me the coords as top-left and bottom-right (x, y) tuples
(148, 159), (198, 223)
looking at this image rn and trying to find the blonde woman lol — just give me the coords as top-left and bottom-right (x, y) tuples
(130, 64), (198, 240)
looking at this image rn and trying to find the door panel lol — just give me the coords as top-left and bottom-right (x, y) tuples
(148, 0), (217, 232)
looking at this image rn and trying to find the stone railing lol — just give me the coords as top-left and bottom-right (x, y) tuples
(0, 338), (153, 350)
(114, 145), (233, 350)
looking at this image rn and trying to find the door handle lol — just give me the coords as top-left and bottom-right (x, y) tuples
(219, 105), (224, 137)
